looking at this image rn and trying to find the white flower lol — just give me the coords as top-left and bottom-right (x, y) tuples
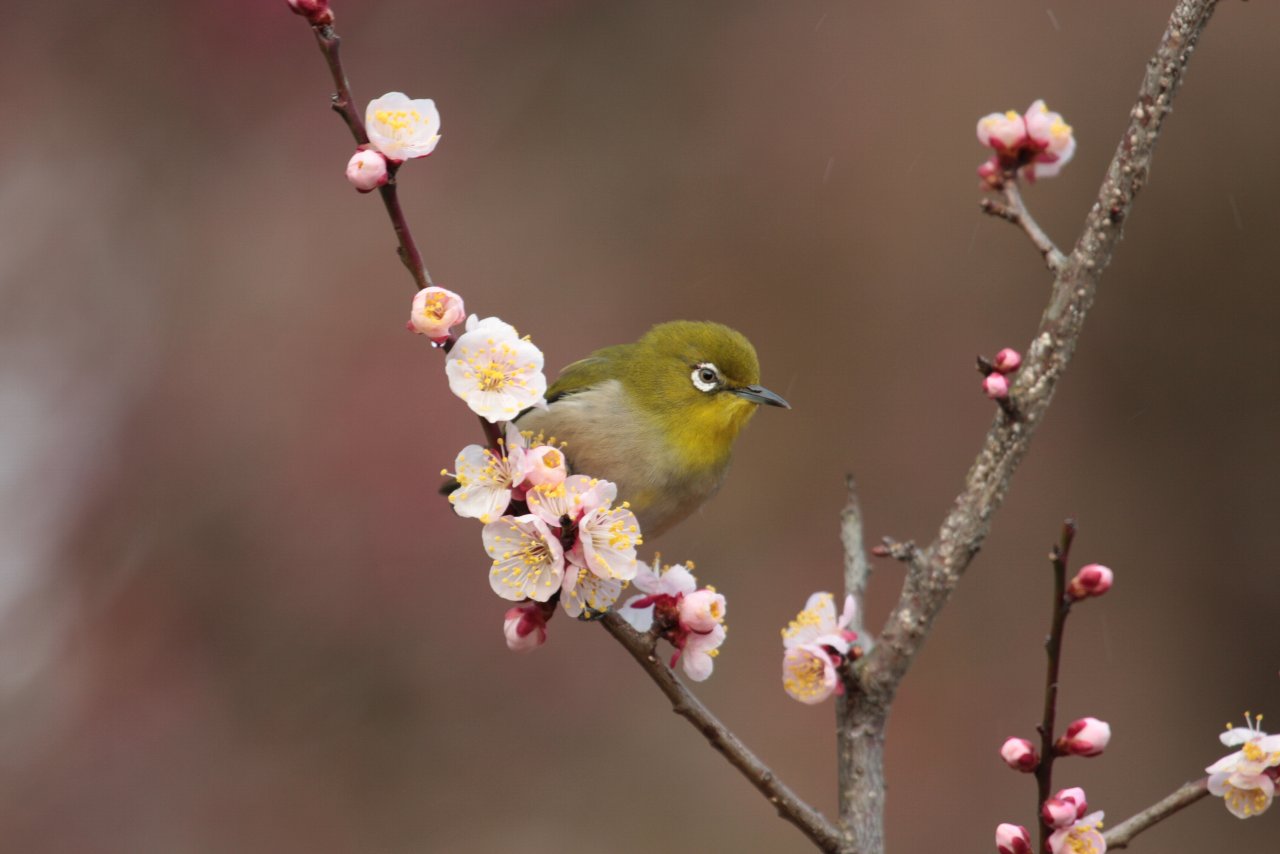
(483, 514), (564, 602)
(559, 563), (624, 619)
(1047, 811), (1105, 854)
(446, 424), (528, 522)
(445, 315), (548, 423)
(1206, 713), (1280, 818)
(365, 92), (441, 161)
(620, 557), (697, 631)
(526, 475), (612, 528)
(781, 591), (857, 655)
(570, 502), (642, 582)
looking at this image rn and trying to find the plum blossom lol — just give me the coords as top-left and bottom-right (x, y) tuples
(1000, 737), (1040, 772)
(483, 514), (564, 602)
(995, 823), (1031, 854)
(993, 348), (1022, 373)
(570, 501), (642, 582)
(526, 475), (613, 528)
(1048, 811), (1106, 854)
(976, 100), (1076, 186)
(346, 149), (388, 193)
(504, 603), (548, 652)
(1057, 717), (1111, 757)
(523, 445), (567, 489)
(1067, 564), (1114, 600)
(983, 373), (1010, 400)
(409, 286), (466, 340)
(287, 0), (332, 25)
(445, 424), (528, 523)
(780, 592), (858, 704)
(1206, 712), (1280, 818)
(446, 315), (548, 423)
(365, 92), (440, 161)
(559, 563), (624, 619)
(1043, 787), (1088, 828)
(621, 559), (726, 681)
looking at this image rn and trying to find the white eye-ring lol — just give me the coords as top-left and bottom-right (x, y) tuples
(691, 363), (720, 393)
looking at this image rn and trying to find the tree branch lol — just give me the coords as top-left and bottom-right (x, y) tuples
(309, 23), (432, 289)
(1103, 778), (1211, 849)
(599, 611), (846, 854)
(980, 181), (1066, 273)
(1034, 520), (1077, 852)
(858, 0), (1219, 704)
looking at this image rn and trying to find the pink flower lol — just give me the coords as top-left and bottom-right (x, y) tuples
(977, 110), (1029, 153)
(993, 348), (1022, 373)
(483, 514), (564, 602)
(346, 149), (388, 193)
(523, 445), (567, 489)
(365, 92), (440, 162)
(287, 0), (332, 25)
(1206, 713), (1280, 818)
(1000, 737), (1040, 772)
(678, 588), (726, 633)
(1057, 717), (1111, 757)
(780, 592), (858, 704)
(983, 373), (1009, 399)
(995, 823), (1031, 854)
(1043, 787), (1088, 828)
(503, 604), (547, 652)
(1048, 811), (1106, 854)
(782, 643), (840, 704)
(409, 286), (465, 340)
(620, 559), (727, 680)
(1023, 100), (1077, 181)
(1067, 564), (1114, 600)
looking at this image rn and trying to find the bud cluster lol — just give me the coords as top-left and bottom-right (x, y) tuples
(621, 560), (728, 681)
(976, 100), (1076, 188)
(980, 347), (1022, 400)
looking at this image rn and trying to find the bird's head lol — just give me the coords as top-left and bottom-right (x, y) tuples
(621, 321), (789, 469)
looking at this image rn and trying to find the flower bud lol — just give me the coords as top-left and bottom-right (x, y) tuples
(995, 823), (1031, 854)
(287, 0), (333, 25)
(1042, 796), (1078, 829)
(978, 157), (1003, 189)
(346, 149), (388, 193)
(983, 373), (1009, 399)
(1057, 717), (1111, 757)
(503, 604), (547, 652)
(993, 348), (1022, 373)
(977, 111), (1028, 153)
(678, 588), (727, 634)
(523, 445), (567, 489)
(408, 286), (466, 340)
(1000, 737), (1040, 772)
(1067, 564), (1113, 600)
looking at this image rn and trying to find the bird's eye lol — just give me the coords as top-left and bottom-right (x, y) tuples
(691, 363), (720, 393)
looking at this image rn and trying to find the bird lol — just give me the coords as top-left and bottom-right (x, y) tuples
(514, 320), (789, 539)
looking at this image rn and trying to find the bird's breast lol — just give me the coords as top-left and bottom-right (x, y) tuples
(516, 380), (730, 538)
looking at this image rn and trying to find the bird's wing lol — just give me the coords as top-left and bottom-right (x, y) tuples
(545, 344), (631, 403)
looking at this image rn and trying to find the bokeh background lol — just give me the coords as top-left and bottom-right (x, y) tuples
(2, 1), (1278, 851)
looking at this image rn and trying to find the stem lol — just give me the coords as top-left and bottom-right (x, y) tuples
(1103, 778), (1210, 849)
(1034, 520), (1076, 850)
(309, 24), (433, 289)
(980, 181), (1066, 272)
(599, 612), (845, 854)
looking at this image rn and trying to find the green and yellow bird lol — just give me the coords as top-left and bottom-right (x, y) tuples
(516, 320), (789, 538)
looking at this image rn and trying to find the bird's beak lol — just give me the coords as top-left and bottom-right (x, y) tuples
(731, 384), (791, 409)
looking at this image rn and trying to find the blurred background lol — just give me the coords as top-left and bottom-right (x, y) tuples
(2, 0), (1278, 851)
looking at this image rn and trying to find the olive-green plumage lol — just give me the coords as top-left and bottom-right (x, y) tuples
(516, 320), (788, 538)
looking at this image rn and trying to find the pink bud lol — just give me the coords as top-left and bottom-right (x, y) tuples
(523, 446), (567, 489)
(1000, 737), (1040, 772)
(995, 823), (1031, 854)
(678, 588), (727, 634)
(1067, 564), (1113, 600)
(287, 0), (333, 25)
(1041, 796), (1078, 829)
(978, 157), (1003, 189)
(1057, 717), (1111, 757)
(993, 348), (1022, 373)
(346, 149), (389, 193)
(408, 286), (466, 339)
(1055, 787), (1088, 818)
(983, 373), (1009, 399)
(503, 605), (547, 652)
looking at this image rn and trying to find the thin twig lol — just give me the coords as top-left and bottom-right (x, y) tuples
(309, 23), (433, 288)
(841, 476), (872, 614)
(1103, 778), (1210, 849)
(1034, 520), (1077, 852)
(599, 612), (845, 854)
(980, 181), (1067, 272)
